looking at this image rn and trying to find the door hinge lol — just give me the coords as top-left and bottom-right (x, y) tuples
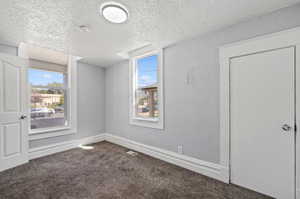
(294, 124), (297, 132)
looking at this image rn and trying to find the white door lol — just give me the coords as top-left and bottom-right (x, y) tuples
(0, 53), (28, 172)
(230, 47), (295, 198)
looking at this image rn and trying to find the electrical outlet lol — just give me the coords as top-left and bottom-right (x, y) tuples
(177, 145), (183, 154)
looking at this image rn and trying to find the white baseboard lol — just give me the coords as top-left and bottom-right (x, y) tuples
(29, 133), (228, 183)
(29, 134), (105, 160)
(104, 133), (228, 182)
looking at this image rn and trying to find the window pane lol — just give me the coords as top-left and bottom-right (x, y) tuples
(29, 68), (67, 130)
(29, 68), (64, 87)
(135, 55), (159, 119)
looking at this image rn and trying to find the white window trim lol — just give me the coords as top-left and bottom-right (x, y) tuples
(28, 55), (79, 140)
(129, 49), (164, 129)
(18, 44), (80, 140)
(29, 55), (80, 140)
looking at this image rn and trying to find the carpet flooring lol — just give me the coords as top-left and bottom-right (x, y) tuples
(0, 141), (272, 199)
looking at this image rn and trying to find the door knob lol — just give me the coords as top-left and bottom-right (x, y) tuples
(20, 115), (27, 120)
(282, 124), (291, 131)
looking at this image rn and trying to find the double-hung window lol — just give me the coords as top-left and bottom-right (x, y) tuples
(130, 50), (164, 129)
(28, 58), (77, 140)
(19, 43), (78, 140)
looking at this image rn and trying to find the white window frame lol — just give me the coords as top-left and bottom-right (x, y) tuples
(18, 44), (79, 140)
(129, 49), (164, 129)
(27, 56), (78, 140)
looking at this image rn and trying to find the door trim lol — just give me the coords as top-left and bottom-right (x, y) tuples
(219, 27), (300, 198)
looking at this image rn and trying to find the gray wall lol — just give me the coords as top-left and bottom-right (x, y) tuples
(0, 44), (106, 149)
(105, 4), (300, 164)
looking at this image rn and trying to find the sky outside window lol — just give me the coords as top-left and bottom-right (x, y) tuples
(29, 68), (64, 86)
(137, 55), (158, 88)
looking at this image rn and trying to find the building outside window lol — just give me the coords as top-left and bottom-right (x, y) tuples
(29, 68), (67, 130)
(135, 54), (159, 119)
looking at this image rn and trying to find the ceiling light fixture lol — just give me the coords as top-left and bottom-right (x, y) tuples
(100, 2), (129, 24)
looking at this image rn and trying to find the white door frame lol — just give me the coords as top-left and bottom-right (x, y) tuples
(219, 27), (300, 198)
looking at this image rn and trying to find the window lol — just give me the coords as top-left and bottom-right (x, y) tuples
(29, 68), (67, 130)
(27, 58), (78, 140)
(19, 43), (79, 140)
(130, 50), (164, 129)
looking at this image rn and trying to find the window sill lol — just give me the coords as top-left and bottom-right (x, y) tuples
(130, 117), (164, 129)
(132, 117), (159, 122)
(29, 126), (76, 141)
(30, 126), (70, 135)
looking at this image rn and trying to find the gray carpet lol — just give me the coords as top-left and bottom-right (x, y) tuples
(0, 141), (272, 199)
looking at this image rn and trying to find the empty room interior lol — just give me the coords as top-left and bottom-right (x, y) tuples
(1, 0), (300, 198)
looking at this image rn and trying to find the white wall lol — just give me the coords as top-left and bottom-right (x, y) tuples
(105, 4), (300, 164)
(0, 44), (18, 56)
(0, 44), (106, 148)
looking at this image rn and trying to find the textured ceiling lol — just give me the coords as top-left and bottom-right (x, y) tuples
(0, 0), (299, 67)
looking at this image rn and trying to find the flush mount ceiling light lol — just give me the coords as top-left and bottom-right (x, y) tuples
(100, 2), (129, 24)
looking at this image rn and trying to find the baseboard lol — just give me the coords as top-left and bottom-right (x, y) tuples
(104, 133), (228, 182)
(29, 134), (105, 160)
(29, 133), (228, 183)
